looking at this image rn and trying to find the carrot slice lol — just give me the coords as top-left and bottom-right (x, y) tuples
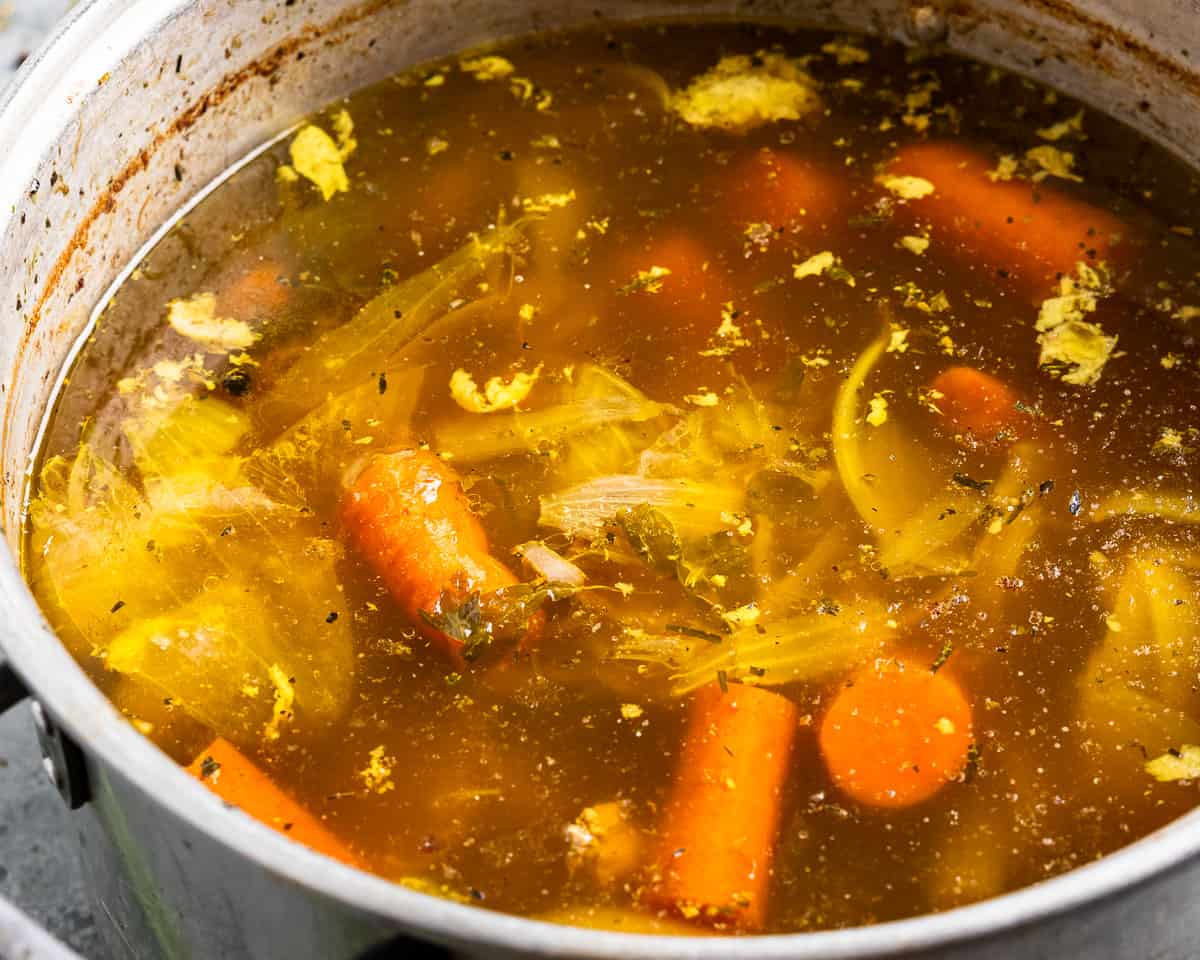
(608, 231), (733, 349)
(723, 147), (839, 228)
(339, 448), (522, 666)
(819, 658), (973, 809)
(617, 231), (728, 303)
(188, 738), (360, 867)
(886, 142), (1131, 292)
(647, 682), (798, 930)
(931, 366), (1020, 436)
(220, 261), (291, 320)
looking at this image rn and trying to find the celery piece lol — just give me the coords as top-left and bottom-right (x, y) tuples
(1089, 491), (1200, 524)
(1078, 553), (1200, 759)
(436, 364), (669, 464)
(124, 393), (249, 491)
(105, 537), (354, 744)
(539, 474), (743, 541)
(248, 366), (425, 512)
(611, 601), (887, 695)
(261, 218), (530, 425)
(832, 329), (994, 577)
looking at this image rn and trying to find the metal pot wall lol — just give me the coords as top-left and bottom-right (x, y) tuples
(2, 1), (1200, 957)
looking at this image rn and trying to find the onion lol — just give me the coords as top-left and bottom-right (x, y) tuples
(516, 541), (586, 587)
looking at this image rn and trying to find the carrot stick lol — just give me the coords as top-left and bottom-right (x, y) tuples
(339, 448), (523, 666)
(723, 147), (840, 229)
(886, 142), (1132, 292)
(647, 682), (798, 930)
(819, 658), (973, 809)
(931, 366), (1020, 437)
(188, 738), (360, 867)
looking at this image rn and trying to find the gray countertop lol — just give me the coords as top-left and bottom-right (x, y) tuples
(0, 9), (107, 960)
(0, 706), (103, 957)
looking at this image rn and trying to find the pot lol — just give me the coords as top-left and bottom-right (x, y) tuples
(2, 1), (1200, 957)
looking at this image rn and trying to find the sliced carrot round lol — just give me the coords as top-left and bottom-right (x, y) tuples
(220, 261), (291, 320)
(819, 658), (973, 809)
(931, 366), (1019, 436)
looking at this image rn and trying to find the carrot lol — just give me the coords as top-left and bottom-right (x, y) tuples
(931, 366), (1020, 436)
(220, 261), (291, 320)
(188, 738), (360, 867)
(339, 448), (523, 666)
(819, 658), (973, 809)
(609, 230), (733, 346)
(723, 147), (839, 229)
(886, 142), (1131, 292)
(647, 682), (797, 930)
(619, 231), (728, 302)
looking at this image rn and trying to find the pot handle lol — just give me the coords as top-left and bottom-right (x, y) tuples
(0, 656), (28, 715)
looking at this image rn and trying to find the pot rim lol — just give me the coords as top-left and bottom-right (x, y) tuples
(4, 2), (1200, 957)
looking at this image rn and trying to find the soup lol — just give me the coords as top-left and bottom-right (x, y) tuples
(23, 20), (1200, 935)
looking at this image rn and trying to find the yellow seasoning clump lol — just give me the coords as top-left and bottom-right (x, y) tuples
(878, 174), (935, 200)
(670, 52), (821, 132)
(1037, 109), (1085, 142)
(1036, 262), (1115, 386)
(1152, 427), (1188, 456)
(450, 363), (543, 413)
(685, 389), (721, 407)
(167, 292), (259, 353)
(793, 250), (836, 279)
(1026, 145), (1083, 183)
(886, 328), (910, 353)
(361, 745), (396, 794)
(459, 55), (516, 80)
(821, 39), (871, 65)
(521, 190), (576, 214)
(281, 109), (358, 201)
(1146, 745), (1200, 782)
(619, 265), (672, 295)
(263, 664), (295, 742)
(987, 154), (1020, 182)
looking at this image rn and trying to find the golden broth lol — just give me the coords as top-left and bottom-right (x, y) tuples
(24, 21), (1200, 934)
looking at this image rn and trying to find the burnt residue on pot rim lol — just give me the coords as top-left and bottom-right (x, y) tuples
(949, 0), (1200, 119)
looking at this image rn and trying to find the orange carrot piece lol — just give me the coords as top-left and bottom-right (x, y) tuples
(819, 658), (973, 809)
(188, 738), (360, 867)
(339, 449), (522, 666)
(647, 682), (798, 930)
(724, 147), (839, 228)
(220, 262), (291, 319)
(621, 232), (728, 302)
(887, 142), (1131, 291)
(610, 231), (732, 343)
(931, 366), (1020, 436)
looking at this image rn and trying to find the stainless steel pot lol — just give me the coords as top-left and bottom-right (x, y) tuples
(3, 1), (1200, 957)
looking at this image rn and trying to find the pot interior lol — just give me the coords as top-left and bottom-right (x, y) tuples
(5, 1), (1200, 957)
